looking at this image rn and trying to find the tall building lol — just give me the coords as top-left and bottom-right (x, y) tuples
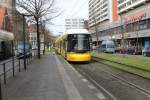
(89, 0), (150, 50)
(89, 0), (118, 27)
(65, 18), (85, 30)
(0, 0), (16, 20)
(117, 0), (150, 49)
(118, 0), (148, 14)
(89, 0), (119, 45)
(0, 0), (16, 32)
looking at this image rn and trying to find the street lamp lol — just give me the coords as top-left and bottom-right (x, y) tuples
(93, 17), (99, 47)
(136, 21), (140, 53)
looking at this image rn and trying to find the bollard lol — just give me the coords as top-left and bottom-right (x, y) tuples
(0, 79), (2, 100)
(19, 59), (21, 72)
(3, 63), (6, 84)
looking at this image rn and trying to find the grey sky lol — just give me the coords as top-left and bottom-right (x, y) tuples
(49, 0), (89, 36)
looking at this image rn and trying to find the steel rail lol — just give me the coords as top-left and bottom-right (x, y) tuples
(92, 57), (150, 95)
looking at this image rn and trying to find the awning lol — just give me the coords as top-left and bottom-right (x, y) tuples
(0, 30), (14, 41)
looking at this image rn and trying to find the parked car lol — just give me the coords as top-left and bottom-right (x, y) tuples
(126, 47), (135, 54)
(115, 46), (124, 53)
(98, 40), (115, 53)
(142, 46), (150, 57)
(134, 47), (142, 55)
(16, 42), (32, 59)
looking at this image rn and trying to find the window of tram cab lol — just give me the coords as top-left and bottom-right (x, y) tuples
(67, 34), (90, 52)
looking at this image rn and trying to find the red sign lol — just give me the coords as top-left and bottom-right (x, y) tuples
(125, 12), (146, 24)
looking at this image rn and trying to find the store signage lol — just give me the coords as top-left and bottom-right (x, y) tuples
(125, 12), (146, 24)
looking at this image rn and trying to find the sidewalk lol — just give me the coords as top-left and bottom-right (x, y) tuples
(1, 54), (105, 100)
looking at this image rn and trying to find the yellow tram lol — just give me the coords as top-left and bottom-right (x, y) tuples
(55, 29), (91, 62)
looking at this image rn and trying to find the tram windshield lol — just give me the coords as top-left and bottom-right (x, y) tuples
(68, 34), (91, 52)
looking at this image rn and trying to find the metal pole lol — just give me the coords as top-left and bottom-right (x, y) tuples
(136, 21), (140, 52)
(3, 63), (6, 84)
(0, 79), (2, 100)
(19, 59), (20, 72)
(93, 17), (99, 46)
(23, 15), (27, 70)
(12, 41), (15, 77)
(43, 24), (46, 55)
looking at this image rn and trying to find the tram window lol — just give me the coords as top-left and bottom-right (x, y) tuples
(102, 44), (106, 48)
(67, 34), (90, 52)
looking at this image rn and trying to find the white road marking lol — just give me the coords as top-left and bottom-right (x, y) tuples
(96, 92), (106, 100)
(80, 70), (118, 100)
(55, 55), (83, 100)
(82, 78), (88, 83)
(88, 84), (96, 90)
(78, 74), (82, 78)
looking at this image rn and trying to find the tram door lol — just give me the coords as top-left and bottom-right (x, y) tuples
(64, 39), (67, 58)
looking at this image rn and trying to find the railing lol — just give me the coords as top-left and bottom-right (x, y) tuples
(0, 55), (33, 84)
(0, 55), (33, 100)
(0, 50), (38, 100)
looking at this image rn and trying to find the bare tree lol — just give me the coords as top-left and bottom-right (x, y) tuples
(17, 0), (60, 59)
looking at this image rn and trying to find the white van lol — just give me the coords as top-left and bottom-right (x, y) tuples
(98, 40), (115, 53)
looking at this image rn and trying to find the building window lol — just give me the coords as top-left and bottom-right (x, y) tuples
(118, 0), (126, 4)
(132, 0), (138, 3)
(147, 19), (150, 29)
(139, 20), (147, 30)
(127, 1), (132, 6)
(133, 22), (139, 31)
(126, 23), (133, 32)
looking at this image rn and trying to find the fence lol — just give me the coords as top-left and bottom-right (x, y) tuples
(0, 54), (33, 100)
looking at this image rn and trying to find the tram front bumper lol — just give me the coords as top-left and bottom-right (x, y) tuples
(67, 53), (91, 62)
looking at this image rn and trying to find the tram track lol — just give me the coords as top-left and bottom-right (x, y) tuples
(92, 57), (150, 89)
(92, 57), (150, 95)
(92, 56), (150, 73)
(71, 59), (150, 100)
(74, 65), (118, 100)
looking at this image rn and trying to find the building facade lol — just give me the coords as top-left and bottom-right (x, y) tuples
(0, 0), (16, 32)
(89, 0), (150, 50)
(89, 0), (118, 27)
(0, 0), (26, 43)
(28, 24), (38, 50)
(28, 24), (44, 52)
(65, 18), (85, 30)
(89, 0), (119, 45)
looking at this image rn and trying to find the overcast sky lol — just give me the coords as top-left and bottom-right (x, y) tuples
(49, 0), (89, 36)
